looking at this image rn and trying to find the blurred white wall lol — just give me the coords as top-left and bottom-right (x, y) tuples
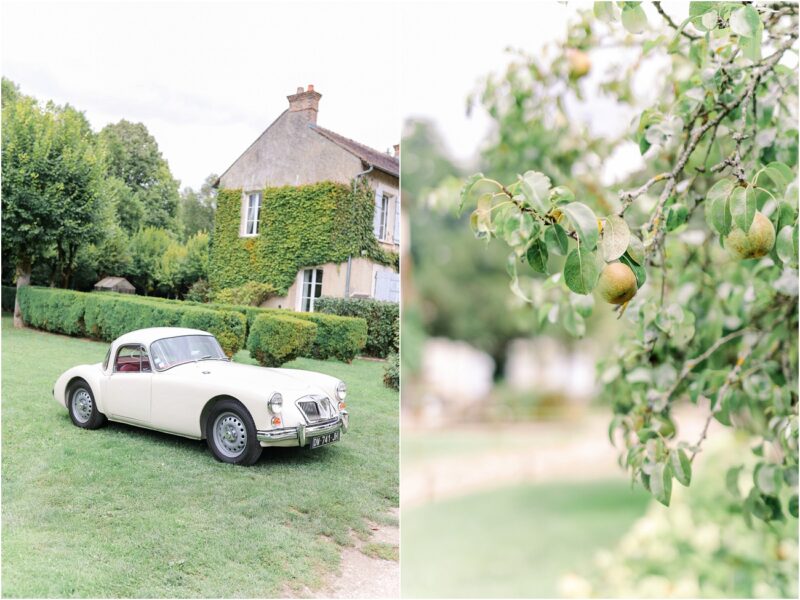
(505, 337), (595, 405)
(419, 338), (495, 420)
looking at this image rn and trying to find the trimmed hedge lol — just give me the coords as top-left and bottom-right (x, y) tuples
(2, 286), (17, 312)
(315, 297), (399, 358)
(18, 287), (247, 356)
(247, 314), (317, 367)
(286, 311), (367, 362)
(79, 291), (367, 362)
(17, 286), (87, 336)
(179, 308), (247, 358)
(204, 303), (367, 362)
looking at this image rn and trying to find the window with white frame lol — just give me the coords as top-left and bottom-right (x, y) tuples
(393, 195), (400, 243)
(373, 191), (390, 240)
(243, 192), (261, 236)
(300, 268), (323, 312)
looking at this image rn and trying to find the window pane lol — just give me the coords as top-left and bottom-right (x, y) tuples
(373, 193), (383, 237)
(150, 335), (225, 370)
(246, 193), (260, 235)
(394, 197), (400, 242)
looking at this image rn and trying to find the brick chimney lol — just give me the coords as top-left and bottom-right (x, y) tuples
(287, 84), (321, 123)
(393, 144), (400, 158)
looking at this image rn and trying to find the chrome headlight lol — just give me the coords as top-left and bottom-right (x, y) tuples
(336, 381), (347, 402)
(268, 392), (283, 414)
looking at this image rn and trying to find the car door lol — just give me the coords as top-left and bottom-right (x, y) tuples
(106, 344), (152, 423)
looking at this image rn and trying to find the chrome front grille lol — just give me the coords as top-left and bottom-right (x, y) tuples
(296, 395), (336, 423)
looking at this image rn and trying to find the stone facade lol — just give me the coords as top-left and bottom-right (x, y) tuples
(216, 86), (400, 309)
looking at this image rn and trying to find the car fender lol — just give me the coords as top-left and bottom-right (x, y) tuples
(55, 364), (106, 413)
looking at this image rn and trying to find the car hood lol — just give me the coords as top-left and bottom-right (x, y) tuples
(166, 360), (335, 400)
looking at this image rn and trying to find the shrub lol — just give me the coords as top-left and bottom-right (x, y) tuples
(184, 278), (212, 303)
(383, 352), (399, 390)
(315, 297), (398, 357)
(16, 287), (248, 356)
(212, 281), (276, 306)
(562, 438), (799, 598)
(180, 307), (246, 357)
(16, 286), (86, 335)
(2, 286), (16, 312)
(205, 303), (367, 362)
(246, 314), (317, 367)
(84, 293), (184, 341)
(289, 311), (367, 362)
(133, 294), (367, 362)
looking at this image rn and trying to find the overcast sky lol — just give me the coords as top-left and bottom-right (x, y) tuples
(2, 0), (402, 190)
(400, 1), (574, 166)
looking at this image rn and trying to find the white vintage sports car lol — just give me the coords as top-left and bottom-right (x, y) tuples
(53, 327), (349, 466)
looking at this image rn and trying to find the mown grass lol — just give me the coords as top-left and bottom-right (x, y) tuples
(1, 316), (398, 597)
(401, 480), (649, 598)
(362, 542), (399, 562)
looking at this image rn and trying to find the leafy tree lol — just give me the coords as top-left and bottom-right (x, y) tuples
(98, 120), (180, 232)
(178, 174), (218, 238)
(128, 227), (173, 295)
(1, 78), (104, 325)
(460, 1), (798, 526)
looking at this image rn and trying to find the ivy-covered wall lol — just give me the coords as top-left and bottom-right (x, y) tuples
(209, 179), (397, 294)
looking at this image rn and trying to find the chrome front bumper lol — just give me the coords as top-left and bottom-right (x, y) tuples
(256, 411), (349, 447)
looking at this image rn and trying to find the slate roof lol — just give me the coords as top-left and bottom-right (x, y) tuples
(311, 125), (399, 178)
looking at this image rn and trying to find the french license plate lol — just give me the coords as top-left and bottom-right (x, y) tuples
(310, 430), (340, 449)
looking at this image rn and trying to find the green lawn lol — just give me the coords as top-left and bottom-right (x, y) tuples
(1, 316), (398, 597)
(401, 480), (649, 598)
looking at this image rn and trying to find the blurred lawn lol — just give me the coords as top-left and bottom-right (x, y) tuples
(401, 480), (649, 598)
(402, 427), (577, 465)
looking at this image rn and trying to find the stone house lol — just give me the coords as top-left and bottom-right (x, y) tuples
(215, 85), (399, 311)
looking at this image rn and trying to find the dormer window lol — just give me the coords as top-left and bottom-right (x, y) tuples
(243, 192), (261, 236)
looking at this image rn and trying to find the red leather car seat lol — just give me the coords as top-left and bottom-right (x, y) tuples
(117, 362), (139, 372)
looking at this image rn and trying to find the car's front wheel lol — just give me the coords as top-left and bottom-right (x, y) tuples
(67, 381), (107, 430)
(205, 399), (262, 466)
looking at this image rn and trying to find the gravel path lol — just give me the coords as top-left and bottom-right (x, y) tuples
(320, 510), (400, 599)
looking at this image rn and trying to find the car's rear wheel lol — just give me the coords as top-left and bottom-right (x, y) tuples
(206, 399), (262, 466)
(67, 381), (107, 430)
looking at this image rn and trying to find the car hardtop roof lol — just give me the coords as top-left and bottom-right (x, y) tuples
(114, 327), (213, 347)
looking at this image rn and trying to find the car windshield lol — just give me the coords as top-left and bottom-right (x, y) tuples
(150, 335), (227, 371)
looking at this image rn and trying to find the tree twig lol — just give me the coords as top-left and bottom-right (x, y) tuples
(690, 332), (766, 461)
(660, 328), (751, 405)
(653, 1), (700, 40)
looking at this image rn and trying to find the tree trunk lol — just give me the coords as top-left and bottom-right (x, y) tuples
(13, 259), (31, 328)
